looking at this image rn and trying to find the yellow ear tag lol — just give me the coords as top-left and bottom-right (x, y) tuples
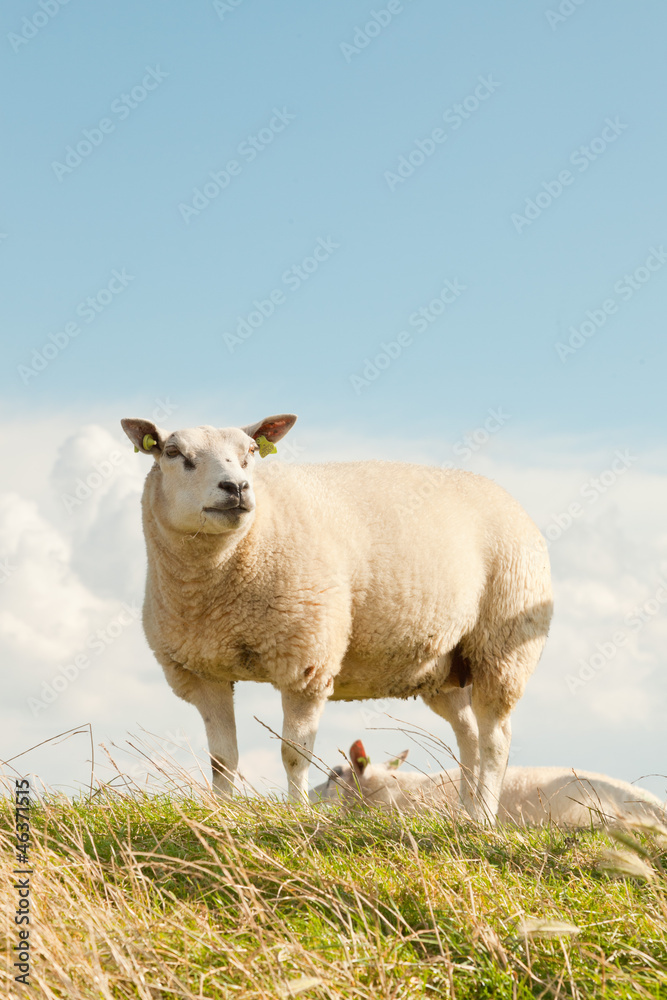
(142, 434), (157, 451)
(257, 435), (277, 458)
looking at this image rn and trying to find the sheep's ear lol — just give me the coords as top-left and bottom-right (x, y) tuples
(121, 418), (166, 456)
(350, 739), (370, 776)
(241, 413), (297, 444)
(387, 750), (409, 770)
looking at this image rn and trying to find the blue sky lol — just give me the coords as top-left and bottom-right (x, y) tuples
(2, 0), (666, 445)
(2, 2), (667, 797)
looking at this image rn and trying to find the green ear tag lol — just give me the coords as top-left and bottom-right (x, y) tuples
(257, 435), (277, 458)
(134, 446), (139, 453)
(142, 434), (157, 451)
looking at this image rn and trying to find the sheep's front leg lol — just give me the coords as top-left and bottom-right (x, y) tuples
(159, 660), (239, 796)
(188, 678), (239, 796)
(281, 689), (327, 801)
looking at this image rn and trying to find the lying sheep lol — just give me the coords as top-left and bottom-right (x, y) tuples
(121, 413), (552, 821)
(311, 740), (666, 827)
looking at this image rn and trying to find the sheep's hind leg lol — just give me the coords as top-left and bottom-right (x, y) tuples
(281, 688), (327, 802)
(470, 699), (512, 824)
(421, 687), (480, 817)
(468, 602), (551, 823)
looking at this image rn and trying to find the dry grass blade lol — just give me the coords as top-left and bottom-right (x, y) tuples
(279, 975), (325, 997)
(515, 918), (581, 939)
(472, 923), (509, 968)
(596, 849), (655, 881)
(608, 828), (654, 858)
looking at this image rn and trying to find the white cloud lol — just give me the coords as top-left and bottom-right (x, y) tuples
(0, 492), (106, 664)
(1, 414), (665, 801)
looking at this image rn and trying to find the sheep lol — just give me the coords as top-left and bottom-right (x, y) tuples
(310, 740), (667, 828)
(120, 412), (553, 822)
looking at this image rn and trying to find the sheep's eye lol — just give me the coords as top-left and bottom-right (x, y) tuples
(165, 447), (180, 459)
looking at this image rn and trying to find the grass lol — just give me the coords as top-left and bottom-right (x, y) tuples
(1, 765), (667, 1000)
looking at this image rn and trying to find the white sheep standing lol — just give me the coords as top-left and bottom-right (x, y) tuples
(121, 413), (553, 822)
(311, 740), (667, 828)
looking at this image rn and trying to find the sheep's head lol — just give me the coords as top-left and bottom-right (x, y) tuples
(309, 739), (410, 803)
(121, 413), (297, 535)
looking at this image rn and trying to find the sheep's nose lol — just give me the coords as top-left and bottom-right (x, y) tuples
(217, 480), (250, 496)
(218, 481), (241, 495)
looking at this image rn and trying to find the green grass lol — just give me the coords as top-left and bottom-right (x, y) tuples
(2, 784), (666, 999)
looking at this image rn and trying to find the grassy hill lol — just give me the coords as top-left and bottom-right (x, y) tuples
(2, 789), (666, 999)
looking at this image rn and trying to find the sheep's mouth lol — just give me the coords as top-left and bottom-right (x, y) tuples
(203, 505), (251, 515)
